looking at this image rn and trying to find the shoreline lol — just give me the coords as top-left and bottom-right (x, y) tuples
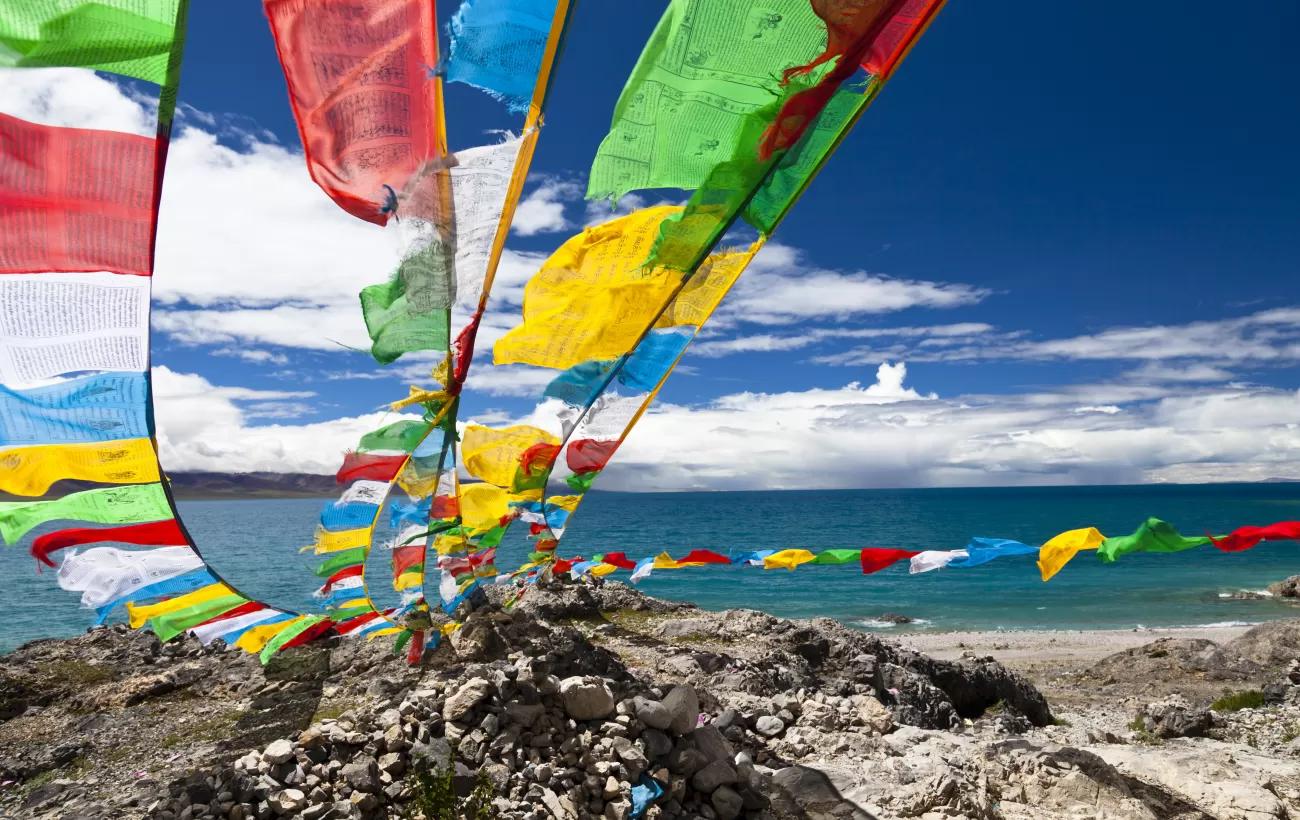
(890, 624), (1255, 663)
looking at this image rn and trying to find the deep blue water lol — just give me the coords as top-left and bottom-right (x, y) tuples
(4, 484), (1300, 652)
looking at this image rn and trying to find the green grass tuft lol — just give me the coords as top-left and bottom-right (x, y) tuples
(1211, 690), (1265, 712)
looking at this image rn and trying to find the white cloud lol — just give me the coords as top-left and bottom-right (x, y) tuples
(213, 348), (290, 366)
(819, 308), (1300, 371)
(511, 179), (577, 236)
(152, 366), (418, 473)
(691, 323), (998, 358)
(714, 243), (989, 326)
(463, 363), (557, 397)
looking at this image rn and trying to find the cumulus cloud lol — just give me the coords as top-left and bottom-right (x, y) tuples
(511, 179), (579, 236)
(713, 243), (989, 326)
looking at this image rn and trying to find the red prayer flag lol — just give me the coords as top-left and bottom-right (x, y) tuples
(199, 601), (266, 626)
(566, 439), (619, 474)
(1210, 522), (1300, 553)
(31, 520), (185, 569)
(521, 442), (562, 477)
(335, 610), (383, 634)
(392, 544), (424, 576)
(321, 564), (365, 592)
(760, 0), (939, 160)
(430, 494), (458, 519)
(679, 549), (731, 565)
(860, 548), (919, 575)
(264, 0), (444, 225)
(601, 552), (637, 570)
(337, 451), (406, 484)
(284, 618), (337, 648)
(0, 112), (157, 276)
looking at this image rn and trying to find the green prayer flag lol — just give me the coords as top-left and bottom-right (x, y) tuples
(151, 594), (247, 643)
(259, 616), (326, 664)
(359, 420), (428, 454)
(0, 483), (172, 545)
(565, 472), (597, 493)
(314, 548), (367, 577)
(586, 0), (830, 202)
(1097, 518), (1213, 563)
(812, 549), (862, 565)
(330, 605), (374, 622)
(475, 526), (507, 549)
(360, 275), (450, 365)
(391, 629), (413, 656)
(0, 0), (182, 85)
(743, 83), (875, 234)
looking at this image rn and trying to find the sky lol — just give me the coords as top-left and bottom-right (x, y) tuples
(9, 1), (1299, 490)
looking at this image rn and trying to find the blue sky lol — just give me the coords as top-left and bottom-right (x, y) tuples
(12, 1), (1297, 488)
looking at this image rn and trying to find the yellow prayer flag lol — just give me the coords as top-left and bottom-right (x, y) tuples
(493, 207), (687, 370)
(548, 495), (582, 512)
(394, 572), (423, 591)
(1038, 527), (1105, 581)
(590, 563), (617, 577)
(460, 484), (516, 532)
(127, 583), (235, 629)
(462, 424), (559, 488)
(439, 622), (461, 636)
(764, 549), (817, 571)
(365, 626), (405, 641)
(656, 242), (764, 329)
(653, 552), (683, 569)
(236, 617), (304, 653)
(0, 438), (160, 497)
(307, 527), (371, 554)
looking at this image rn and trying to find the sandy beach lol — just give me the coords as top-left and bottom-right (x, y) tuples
(894, 624), (1254, 663)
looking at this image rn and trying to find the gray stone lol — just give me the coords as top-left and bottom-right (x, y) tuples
(341, 756), (379, 794)
(377, 752), (405, 775)
(505, 700), (545, 727)
(560, 676), (615, 721)
(711, 785), (744, 820)
(443, 678), (493, 721)
(662, 685), (699, 736)
(632, 696), (673, 731)
(691, 726), (733, 763)
(268, 788), (305, 815)
(670, 747), (709, 779)
(262, 739), (295, 766)
(691, 760), (737, 794)
(642, 728), (672, 760)
(603, 799), (630, 820)
(754, 715), (784, 737)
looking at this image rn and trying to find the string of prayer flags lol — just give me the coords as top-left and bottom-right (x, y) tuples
(0, 483), (173, 545)
(32, 519), (187, 570)
(0, 438), (160, 497)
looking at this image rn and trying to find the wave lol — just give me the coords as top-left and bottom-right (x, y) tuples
(1217, 589), (1274, 598)
(853, 618), (932, 629)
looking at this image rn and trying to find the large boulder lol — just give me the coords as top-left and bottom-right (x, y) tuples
(1090, 638), (1263, 683)
(559, 676), (614, 720)
(1267, 576), (1300, 598)
(1132, 702), (1213, 738)
(443, 677), (493, 721)
(1226, 619), (1300, 667)
(662, 684), (699, 735)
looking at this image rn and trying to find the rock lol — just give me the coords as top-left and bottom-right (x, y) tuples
(754, 715), (784, 737)
(632, 696), (673, 731)
(603, 798), (631, 820)
(1091, 638), (1263, 684)
(1133, 703), (1213, 739)
(642, 728), (672, 759)
(711, 785), (744, 820)
(504, 699), (545, 727)
(1267, 576), (1300, 598)
(692, 760), (738, 793)
(262, 739), (295, 765)
(603, 775), (621, 800)
(559, 676), (615, 721)
(268, 788), (305, 814)
(877, 613), (914, 624)
(341, 756), (380, 794)
(855, 695), (894, 734)
(377, 751), (405, 775)
(662, 684), (699, 735)
(443, 677), (493, 721)
(670, 748), (710, 779)
(1227, 619), (1300, 666)
(691, 725), (733, 763)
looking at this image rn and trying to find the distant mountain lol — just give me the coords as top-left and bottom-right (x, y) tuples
(0, 472), (338, 502)
(1262, 477), (1300, 483)
(167, 472), (338, 499)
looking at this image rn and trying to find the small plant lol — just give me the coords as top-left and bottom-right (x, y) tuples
(1146, 649), (1169, 659)
(404, 750), (494, 820)
(1052, 717), (1073, 728)
(1211, 690), (1265, 712)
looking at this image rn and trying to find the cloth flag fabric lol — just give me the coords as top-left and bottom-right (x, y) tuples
(860, 548), (919, 574)
(948, 538), (1040, 568)
(1211, 522), (1300, 553)
(0, 372), (149, 448)
(32, 520), (187, 569)
(445, 0), (556, 112)
(1037, 527), (1104, 581)
(0, 483), (172, 545)
(909, 550), (967, 574)
(1098, 518), (1212, 563)
(263, 0), (444, 224)
(0, 438), (159, 496)
(57, 545), (204, 609)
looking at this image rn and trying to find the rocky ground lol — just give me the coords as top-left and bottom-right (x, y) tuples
(3, 581), (1300, 820)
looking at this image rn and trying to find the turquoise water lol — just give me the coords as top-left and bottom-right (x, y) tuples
(4, 484), (1300, 652)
